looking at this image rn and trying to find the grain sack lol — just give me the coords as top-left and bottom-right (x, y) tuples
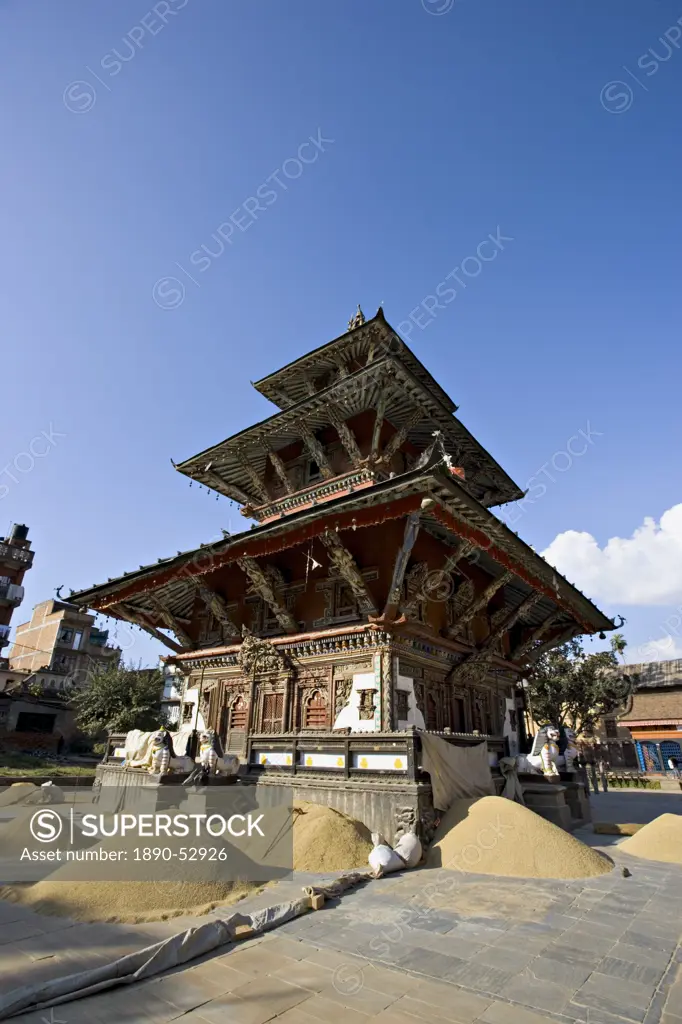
(394, 832), (422, 868)
(619, 813), (682, 864)
(429, 795), (612, 879)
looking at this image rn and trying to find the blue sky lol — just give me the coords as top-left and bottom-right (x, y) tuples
(3, 0), (681, 668)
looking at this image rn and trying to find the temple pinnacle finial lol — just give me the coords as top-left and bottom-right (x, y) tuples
(348, 305), (366, 331)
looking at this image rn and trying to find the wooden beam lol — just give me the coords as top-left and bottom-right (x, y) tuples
(297, 423), (334, 479)
(511, 611), (560, 661)
(451, 571), (514, 632)
(378, 407), (422, 465)
(148, 595), (195, 648)
(112, 602), (185, 654)
(194, 581), (240, 638)
(208, 472), (254, 507)
(383, 511), (422, 618)
(302, 375), (317, 397)
(262, 443), (294, 495)
(268, 386), (295, 409)
(320, 529), (378, 616)
(327, 403), (363, 465)
(236, 555), (298, 633)
(234, 448), (270, 504)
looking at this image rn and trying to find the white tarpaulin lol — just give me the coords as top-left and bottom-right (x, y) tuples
(418, 732), (494, 812)
(0, 873), (374, 1020)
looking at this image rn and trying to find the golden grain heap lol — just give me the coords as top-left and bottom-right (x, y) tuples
(619, 813), (682, 864)
(429, 795), (612, 879)
(292, 801), (373, 872)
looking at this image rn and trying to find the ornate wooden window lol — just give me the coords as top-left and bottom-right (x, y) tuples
(224, 694), (248, 754)
(358, 689), (376, 721)
(261, 692), (284, 733)
(425, 692), (438, 731)
(230, 696), (248, 731)
(395, 689), (409, 721)
(304, 690), (327, 728)
(452, 696), (466, 732)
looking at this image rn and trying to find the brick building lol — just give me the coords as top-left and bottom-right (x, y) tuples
(0, 524), (33, 653)
(8, 599), (121, 692)
(601, 658), (682, 772)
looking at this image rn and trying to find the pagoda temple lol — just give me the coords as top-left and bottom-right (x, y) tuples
(71, 307), (613, 835)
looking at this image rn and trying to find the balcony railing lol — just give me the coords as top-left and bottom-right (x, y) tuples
(0, 542), (33, 567)
(0, 582), (24, 605)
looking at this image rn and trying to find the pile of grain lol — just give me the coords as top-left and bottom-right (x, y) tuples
(0, 879), (261, 923)
(429, 796), (612, 879)
(0, 783), (37, 807)
(292, 801), (373, 872)
(619, 813), (682, 864)
(0, 800), (373, 921)
(593, 823), (644, 836)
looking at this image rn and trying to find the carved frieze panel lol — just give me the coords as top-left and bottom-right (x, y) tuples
(334, 678), (353, 718)
(332, 660), (372, 677)
(358, 689), (377, 720)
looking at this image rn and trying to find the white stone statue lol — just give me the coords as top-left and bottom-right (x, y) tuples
(198, 729), (219, 774)
(148, 728), (172, 775)
(540, 726), (560, 778)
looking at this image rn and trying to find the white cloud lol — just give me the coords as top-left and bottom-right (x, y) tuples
(632, 637), (682, 662)
(541, 503), (682, 606)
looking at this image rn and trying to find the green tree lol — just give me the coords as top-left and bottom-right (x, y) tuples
(525, 635), (637, 736)
(70, 662), (166, 735)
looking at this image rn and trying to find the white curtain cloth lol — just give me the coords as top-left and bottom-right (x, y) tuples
(418, 732), (494, 812)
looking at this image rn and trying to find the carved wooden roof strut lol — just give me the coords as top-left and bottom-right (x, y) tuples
(320, 528), (378, 616)
(113, 602), (185, 654)
(194, 581), (240, 637)
(511, 611), (560, 661)
(148, 594), (195, 648)
(382, 510), (422, 619)
(234, 448), (271, 504)
(296, 423), (334, 479)
(378, 407), (423, 465)
(262, 443), (294, 496)
(236, 555), (298, 633)
(451, 570), (514, 632)
(327, 403), (363, 465)
(521, 624), (578, 666)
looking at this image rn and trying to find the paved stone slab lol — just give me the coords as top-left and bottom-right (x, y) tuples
(598, 953), (665, 988)
(502, 969), (574, 1015)
(469, 944), (537, 974)
(571, 970), (656, 1022)
(198, 976), (311, 1024)
(479, 1000), (562, 1024)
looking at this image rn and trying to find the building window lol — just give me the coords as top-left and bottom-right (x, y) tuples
(58, 627), (74, 644)
(182, 704), (194, 723)
(72, 631), (83, 650)
(306, 459), (322, 484)
(261, 693), (283, 733)
(604, 718), (619, 739)
(304, 690), (327, 728)
(358, 689), (376, 721)
(425, 693), (438, 731)
(452, 696), (466, 732)
(395, 689), (409, 721)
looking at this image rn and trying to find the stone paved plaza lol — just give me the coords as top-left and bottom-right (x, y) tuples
(1, 793), (681, 1024)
